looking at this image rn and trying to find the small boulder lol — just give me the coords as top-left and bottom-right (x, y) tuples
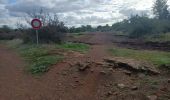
(117, 83), (126, 89)
(106, 91), (112, 97)
(108, 68), (113, 72)
(71, 84), (77, 89)
(124, 70), (132, 76)
(104, 84), (110, 87)
(77, 62), (90, 71)
(168, 79), (170, 83)
(90, 69), (94, 73)
(131, 86), (138, 90)
(138, 73), (146, 78)
(96, 61), (105, 65)
(62, 72), (67, 76)
(147, 95), (158, 100)
(100, 71), (107, 75)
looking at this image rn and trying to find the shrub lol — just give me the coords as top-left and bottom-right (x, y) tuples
(18, 9), (68, 44)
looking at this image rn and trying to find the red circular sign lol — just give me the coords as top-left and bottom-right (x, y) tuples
(31, 18), (42, 30)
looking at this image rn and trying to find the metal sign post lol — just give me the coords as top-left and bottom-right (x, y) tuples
(36, 30), (39, 45)
(31, 18), (42, 45)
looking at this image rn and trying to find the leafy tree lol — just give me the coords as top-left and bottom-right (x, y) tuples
(153, 0), (169, 19)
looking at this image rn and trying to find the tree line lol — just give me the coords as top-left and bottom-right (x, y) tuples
(112, 0), (170, 38)
(69, 0), (170, 38)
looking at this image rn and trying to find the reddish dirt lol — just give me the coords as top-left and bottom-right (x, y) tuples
(0, 33), (170, 100)
(68, 32), (170, 51)
(67, 32), (114, 45)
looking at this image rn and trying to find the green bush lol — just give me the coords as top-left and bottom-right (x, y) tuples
(18, 45), (63, 74)
(30, 55), (63, 74)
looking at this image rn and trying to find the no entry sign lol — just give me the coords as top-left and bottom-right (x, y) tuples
(31, 18), (42, 45)
(31, 18), (42, 30)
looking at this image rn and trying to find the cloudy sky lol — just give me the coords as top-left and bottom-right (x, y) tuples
(0, 0), (170, 27)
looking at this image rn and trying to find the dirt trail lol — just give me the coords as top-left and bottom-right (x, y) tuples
(0, 32), (169, 100)
(0, 44), (30, 99)
(0, 45), (54, 100)
(0, 34), (111, 100)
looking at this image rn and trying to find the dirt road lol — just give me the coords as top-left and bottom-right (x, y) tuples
(0, 44), (32, 99)
(0, 33), (170, 100)
(0, 38), (111, 100)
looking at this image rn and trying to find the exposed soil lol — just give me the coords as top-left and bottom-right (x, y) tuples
(0, 33), (170, 100)
(112, 35), (170, 52)
(68, 32), (170, 51)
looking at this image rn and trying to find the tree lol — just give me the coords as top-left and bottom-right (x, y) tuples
(153, 0), (169, 19)
(19, 9), (68, 43)
(0, 25), (11, 33)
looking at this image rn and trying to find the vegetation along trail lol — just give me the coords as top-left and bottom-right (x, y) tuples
(0, 33), (112, 100)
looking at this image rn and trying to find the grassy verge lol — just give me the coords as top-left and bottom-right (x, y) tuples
(109, 47), (170, 68)
(1, 40), (89, 74)
(18, 45), (63, 74)
(56, 42), (90, 53)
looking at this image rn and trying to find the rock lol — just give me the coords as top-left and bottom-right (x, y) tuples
(100, 71), (107, 75)
(104, 84), (110, 87)
(75, 80), (79, 83)
(147, 95), (158, 100)
(76, 62), (90, 71)
(69, 51), (84, 57)
(71, 84), (76, 89)
(104, 57), (160, 75)
(90, 69), (94, 73)
(113, 92), (119, 95)
(124, 70), (132, 76)
(131, 86), (138, 90)
(117, 83), (126, 89)
(62, 72), (67, 76)
(104, 58), (116, 64)
(86, 61), (91, 63)
(96, 62), (105, 65)
(73, 76), (78, 78)
(79, 82), (84, 86)
(168, 79), (170, 83)
(108, 68), (113, 72)
(106, 91), (112, 97)
(160, 87), (168, 92)
(68, 63), (74, 67)
(138, 73), (146, 78)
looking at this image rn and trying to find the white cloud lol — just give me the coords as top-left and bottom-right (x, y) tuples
(0, 0), (168, 27)
(0, 0), (8, 4)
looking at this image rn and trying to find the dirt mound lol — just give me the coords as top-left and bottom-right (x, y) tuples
(104, 57), (160, 75)
(63, 61), (169, 100)
(73, 57), (160, 75)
